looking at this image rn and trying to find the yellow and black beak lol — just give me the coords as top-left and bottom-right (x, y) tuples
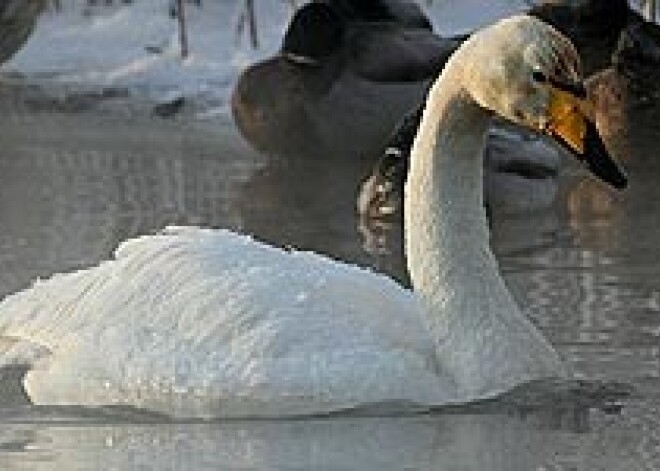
(545, 87), (628, 190)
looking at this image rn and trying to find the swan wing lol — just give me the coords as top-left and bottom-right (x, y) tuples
(0, 227), (451, 417)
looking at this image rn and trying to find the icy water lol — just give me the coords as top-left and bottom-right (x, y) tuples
(0, 100), (658, 470)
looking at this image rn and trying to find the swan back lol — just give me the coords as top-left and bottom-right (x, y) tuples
(0, 227), (453, 417)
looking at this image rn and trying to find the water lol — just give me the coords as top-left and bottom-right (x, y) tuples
(0, 98), (658, 469)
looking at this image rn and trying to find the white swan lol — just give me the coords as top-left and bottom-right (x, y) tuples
(0, 15), (627, 419)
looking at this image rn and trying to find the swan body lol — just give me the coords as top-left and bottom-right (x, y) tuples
(0, 15), (628, 418)
(0, 220), (556, 418)
(0, 227), (453, 417)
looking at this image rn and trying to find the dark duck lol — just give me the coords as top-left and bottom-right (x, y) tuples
(231, 0), (459, 160)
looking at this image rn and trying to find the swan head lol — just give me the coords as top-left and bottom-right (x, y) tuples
(463, 15), (627, 190)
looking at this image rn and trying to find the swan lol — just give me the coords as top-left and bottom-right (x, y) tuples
(0, 15), (627, 419)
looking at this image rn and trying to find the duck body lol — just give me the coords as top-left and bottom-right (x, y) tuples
(232, 47), (440, 160)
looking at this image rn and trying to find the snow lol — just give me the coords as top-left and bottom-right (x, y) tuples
(0, 0), (530, 118)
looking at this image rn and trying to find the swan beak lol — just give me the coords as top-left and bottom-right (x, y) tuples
(546, 88), (628, 190)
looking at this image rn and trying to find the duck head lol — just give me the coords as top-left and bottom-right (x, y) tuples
(282, 2), (345, 66)
(464, 15), (627, 190)
(281, 0), (434, 66)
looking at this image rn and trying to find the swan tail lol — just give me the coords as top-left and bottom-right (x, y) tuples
(0, 336), (50, 368)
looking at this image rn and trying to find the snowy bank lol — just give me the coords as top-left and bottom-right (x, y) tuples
(0, 0), (531, 119)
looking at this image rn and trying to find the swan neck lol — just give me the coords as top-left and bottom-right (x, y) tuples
(403, 67), (564, 398)
(405, 73), (493, 301)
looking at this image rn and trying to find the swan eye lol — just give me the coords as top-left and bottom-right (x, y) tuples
(531, 70), (547, 83)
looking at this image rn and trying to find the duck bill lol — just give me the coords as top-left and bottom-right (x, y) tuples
(546, 89), (628, 190)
